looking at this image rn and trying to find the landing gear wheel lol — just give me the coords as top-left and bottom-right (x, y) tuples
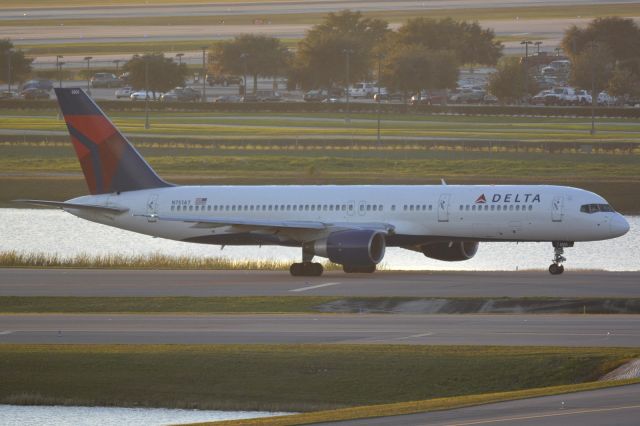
(548, 242), (570, 275)
(343, 264), (376, 274)
(289, 262), (323, 277)
(548, 263), (564, 275)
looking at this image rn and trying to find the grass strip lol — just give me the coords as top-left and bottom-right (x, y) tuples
(0, 345), (637, 412)
(4, 4), (640, 27)
(2, 296), (640, 314)
(204, 378), (640, 426)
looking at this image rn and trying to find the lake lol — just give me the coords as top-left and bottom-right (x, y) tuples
(0, 404), (289, 426)
(0, 209), (638, 271)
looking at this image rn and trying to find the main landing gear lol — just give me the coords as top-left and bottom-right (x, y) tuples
(290, 262), (324, 277)
(549, 241), (573, 275)
(290, 249), (324, 276)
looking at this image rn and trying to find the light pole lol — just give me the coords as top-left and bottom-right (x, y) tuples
(6, 49), (14, 93)
(175, 53), (184, 66)
(590, 42), (596, 135)
(554, 47), (562, 57)
(520, 40), (532, 103)
(534, 41), (542, 55)
(240, 53), (248, 96)
(376, 52), (383, 147)
(201, 46), (207, 102)
(84, 56), (93, 95)
(343, 48), (353, 123)
(56, 55), (64, 88)
(144, 55), (150, 129)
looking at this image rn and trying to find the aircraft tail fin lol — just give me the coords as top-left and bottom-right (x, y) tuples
(55, 88), (172, 195)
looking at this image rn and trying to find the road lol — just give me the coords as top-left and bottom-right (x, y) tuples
(316, 383), (640, 426)
(1, 1), (624, 20)
(1, 269), (639, 298)
(1, 313), (639, 345)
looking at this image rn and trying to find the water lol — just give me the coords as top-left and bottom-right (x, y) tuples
(0, 404), (289, 426)
(0, 208), (638, 271)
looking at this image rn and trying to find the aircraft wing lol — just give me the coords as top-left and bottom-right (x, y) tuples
(149, 215), (394, 234)
(14, 199), (129, 214)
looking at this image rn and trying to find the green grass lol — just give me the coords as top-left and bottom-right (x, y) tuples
(0, 345), (636, 411)
(4, 3), (640, 27)
(2, 296), (640, 314)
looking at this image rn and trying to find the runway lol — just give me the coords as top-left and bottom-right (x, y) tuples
(1, 269), (639, 298)
(317, 383), (640, 426)
(1, 313), (639, 345)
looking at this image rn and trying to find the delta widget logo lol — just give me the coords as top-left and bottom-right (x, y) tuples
(475, 194), (487, 204)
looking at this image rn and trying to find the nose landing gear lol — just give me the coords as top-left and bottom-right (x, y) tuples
(549, 241), (573, 275)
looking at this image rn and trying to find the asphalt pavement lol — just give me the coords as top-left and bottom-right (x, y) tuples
(1, 269), (638, 298)
(315, 383), (640, 426)
(1, 313), (638, 345)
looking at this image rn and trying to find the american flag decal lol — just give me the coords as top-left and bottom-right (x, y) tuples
(195, 197), (208, 206)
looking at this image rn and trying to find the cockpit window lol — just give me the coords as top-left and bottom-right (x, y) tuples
(580, 204), (614, 214)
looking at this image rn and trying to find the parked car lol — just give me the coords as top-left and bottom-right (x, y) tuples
(90, 73), (123, 88)
(544, 87), (578, 106)
(240, 94), (259, 102)
(160, 87), (201, 102)
(348, 82), (378, 98)
(531, 90), (552, 105)
(20, 88), (50, 100)
(373, 92), (403, 102)
(449, 88), (485, 104)
(409, 92), (432, 105)
(21, 79), (54, 91)
(130, 91), (157, 101)
(0, 90), (19, 100)
(115, 86), (133, 99)
(597, 91), (617, 106)
(303, 88), (343, 102)
(575, 89), (592, 105)
(213, 95), (240, 103)
(541, 60), (571, 77)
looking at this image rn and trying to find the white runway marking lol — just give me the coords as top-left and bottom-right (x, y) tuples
(0, 330), (13, 335)
(290, 282), (341, 292)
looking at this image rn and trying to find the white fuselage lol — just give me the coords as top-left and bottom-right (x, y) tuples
(67, 184), (629, 248)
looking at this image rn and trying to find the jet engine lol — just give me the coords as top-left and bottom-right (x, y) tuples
(304, 229), (386, 266)
(421, 241), (479, 261)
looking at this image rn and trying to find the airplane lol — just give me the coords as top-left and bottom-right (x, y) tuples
(18, 88), (630, 276)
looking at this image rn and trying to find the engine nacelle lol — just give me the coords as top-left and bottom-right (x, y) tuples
(305, 230), (386, 266)
(422, 241), (479, 261)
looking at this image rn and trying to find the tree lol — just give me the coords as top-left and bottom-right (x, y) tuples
(210, 34), (291, 93)
(289, 10), (389, 90)
(570, 42), (614, 104)
(608, 66), (640, 100)
(122, 53), (186, 98)
(380, 45), (458, 99)
(562, 17), (640, 70)
(487, 57), (537, 103)
(0, 39), (33, 85)
(395, 18), (502, 66)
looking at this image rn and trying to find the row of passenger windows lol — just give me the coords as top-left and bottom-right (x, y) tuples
(460, 204), (534, 212)
(169, 203), (532, 213)
(172, 204), (353, 212)
(170, 203), (435, 213)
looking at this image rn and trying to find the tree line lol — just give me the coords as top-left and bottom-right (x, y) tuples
(2, 13), (639, 103)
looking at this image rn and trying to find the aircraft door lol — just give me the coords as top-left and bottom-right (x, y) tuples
(551, 195), (563, 222)
(438, 194), (451, 222)
(146, 194), (159, 222)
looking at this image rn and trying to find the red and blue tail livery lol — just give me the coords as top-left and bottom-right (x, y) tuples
(55, 88), (171, 194)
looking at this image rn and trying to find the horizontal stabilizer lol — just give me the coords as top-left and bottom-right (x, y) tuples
(13, 199), (129, 214)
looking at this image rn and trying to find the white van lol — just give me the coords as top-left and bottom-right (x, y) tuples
(348, 82), (378, 98)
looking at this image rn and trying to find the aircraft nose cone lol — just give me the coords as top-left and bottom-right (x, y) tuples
(610, 214), (630, 237)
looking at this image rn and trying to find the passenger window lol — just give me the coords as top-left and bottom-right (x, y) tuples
(189, 205), (193, 211)
(528, 205), (533, 211)
(472, 205), (476, 211)
(465, 205), (469, 211)
(459, 205), (463, 211)
(329, 205), (334, 211)
(342, 205), (347, 211)
(379, 205), (383, 211)
(509, 205), (514, 211)
(391, 205), (396, 211)
(367, 205), (371, 211)
(360, 204), (365, 211)
(490, 205), (495, 211)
